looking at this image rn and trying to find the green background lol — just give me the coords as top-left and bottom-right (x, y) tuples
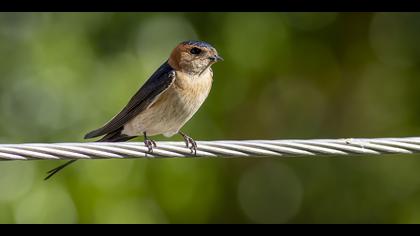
(1, 12), (420, 223)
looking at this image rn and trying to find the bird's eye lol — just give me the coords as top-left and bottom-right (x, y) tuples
(190, 47), (202, 55)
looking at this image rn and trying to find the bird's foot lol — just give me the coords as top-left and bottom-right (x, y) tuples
(143, 132), (157, 154)
(179, 132), (197, 156)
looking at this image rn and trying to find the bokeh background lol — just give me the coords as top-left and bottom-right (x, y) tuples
(1, 12), (420, 223)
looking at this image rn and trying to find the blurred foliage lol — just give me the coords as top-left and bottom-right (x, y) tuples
(1, 12), (420, 223)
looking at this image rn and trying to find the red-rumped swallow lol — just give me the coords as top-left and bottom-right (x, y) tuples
(45, 40), (223, 180)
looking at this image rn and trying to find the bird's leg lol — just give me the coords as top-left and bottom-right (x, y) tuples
(179, 131), (197, 156)
(143, 132), (156, 153)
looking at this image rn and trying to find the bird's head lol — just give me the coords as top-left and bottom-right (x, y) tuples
(168, 40), (223, 75)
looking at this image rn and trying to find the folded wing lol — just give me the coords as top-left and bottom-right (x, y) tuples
(84, 61), (176, 139)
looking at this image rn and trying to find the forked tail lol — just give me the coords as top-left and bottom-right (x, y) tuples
(44, 128), (137, 180)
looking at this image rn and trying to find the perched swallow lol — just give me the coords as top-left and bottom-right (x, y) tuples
(45, 40), (223, 180)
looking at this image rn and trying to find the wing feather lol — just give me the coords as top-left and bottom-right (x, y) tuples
(84, 61), (175, 139)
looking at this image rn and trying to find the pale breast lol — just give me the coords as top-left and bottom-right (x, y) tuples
(171, 69), (213, 113)
(122, 68), (213, 137)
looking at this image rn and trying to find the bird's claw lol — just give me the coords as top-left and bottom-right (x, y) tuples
(144, 138), (157, 154)
(181, 134), (197, 156)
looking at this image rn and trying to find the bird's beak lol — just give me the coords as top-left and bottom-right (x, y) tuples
(209, 55), (224, 62)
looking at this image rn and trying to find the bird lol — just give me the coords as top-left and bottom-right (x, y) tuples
(44, 40), (223, 180)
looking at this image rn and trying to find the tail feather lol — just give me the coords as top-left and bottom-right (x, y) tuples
(44, 160), (77, 180)
(97, 128), (136, 142)
(44, 128), (137, 180)
(84, 128), (102, 139)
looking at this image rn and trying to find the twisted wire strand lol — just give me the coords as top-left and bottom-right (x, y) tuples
(1, 137), (420, 161)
